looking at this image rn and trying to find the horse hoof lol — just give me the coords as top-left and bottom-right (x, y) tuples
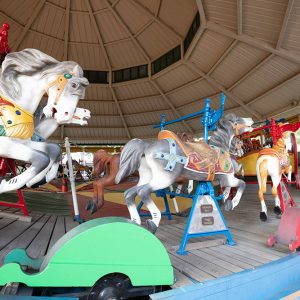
(224, 200), (232, 211)
(85, 200), (92, 211)
(146, 219), (157, 234)
(260, 212), (267, 222)
(274, 206), (282, 215)
(90, 203), (98, 214)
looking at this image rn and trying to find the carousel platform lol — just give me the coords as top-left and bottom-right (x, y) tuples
(0, 184), (298, 298)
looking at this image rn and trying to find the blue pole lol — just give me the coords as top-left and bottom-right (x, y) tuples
(202, 98), (210, 143)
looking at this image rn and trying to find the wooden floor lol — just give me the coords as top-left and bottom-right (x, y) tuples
(0, 184), (298, 294)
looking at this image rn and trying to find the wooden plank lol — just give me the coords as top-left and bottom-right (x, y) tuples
(0, 214), (49, 264)
(26, 215), (57, 258)
(169, 253), (214, 282)
(65, 216), (78, 232)
(0, 212), (31, 222)
(172, 268), (195, 289)
(0, 218), (35, 250)
(199, 246), (256, 269)
(0, 218), (16, 230)
(218, 244), (268, 264)
(48, 216), (66, 249)
(169, 239), (227, 252)
(169, 249), (233, 278)
(190, 248), (245, 273)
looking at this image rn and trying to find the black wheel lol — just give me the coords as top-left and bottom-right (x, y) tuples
(88, 274), (130, 300)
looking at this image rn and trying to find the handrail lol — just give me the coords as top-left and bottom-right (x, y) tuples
(153, 93), (226, 143)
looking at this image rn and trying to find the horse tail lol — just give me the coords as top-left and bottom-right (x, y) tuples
(116, 139), (149, 184)
(257, 158), (268, 195)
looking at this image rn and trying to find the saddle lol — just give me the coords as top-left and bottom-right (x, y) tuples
(158, 130), (233, 180)
(259, 139), (289, 169)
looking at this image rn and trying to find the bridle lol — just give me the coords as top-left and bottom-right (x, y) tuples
(45, 73), (73, 105)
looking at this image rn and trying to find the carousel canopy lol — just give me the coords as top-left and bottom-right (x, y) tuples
(1, 0), (300, 144)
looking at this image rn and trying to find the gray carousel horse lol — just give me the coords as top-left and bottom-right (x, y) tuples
(116, 114), (254, 233)
(0, 48), (89, 193)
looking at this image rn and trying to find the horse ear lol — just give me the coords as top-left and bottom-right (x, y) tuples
(72, 65), (81, 76)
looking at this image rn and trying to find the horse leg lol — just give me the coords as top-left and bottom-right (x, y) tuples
(270, 173), (282, 216)
(124, 185), (142, 225)
(0, 138), (50, 193)
(138, 171), (178, 234)
(25, 142), (61, 187)
(222, 187), (231, 202)
(257, 158), (268, 221)
(220, 174), (246, 211)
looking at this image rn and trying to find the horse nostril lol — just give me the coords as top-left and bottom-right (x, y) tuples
(64, 112), (69, 116)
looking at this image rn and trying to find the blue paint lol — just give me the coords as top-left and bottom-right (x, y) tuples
(177, 182), (235, 255)
(153, 93), (226, 144)
(150, 252), (300, 300)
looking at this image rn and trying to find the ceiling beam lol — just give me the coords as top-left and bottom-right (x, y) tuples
(63, 0), (71, 60)
(237, 0), (243, 35)
(86, 0), (112, 72)
(155, 0), (162, 17)
(228, 54), (274, 91)
(128, 0), (182, 42)
(110, 87), (132, 139)
(185, 61), (262, 120)
(184, 26), (206, 60)
(206, 21), (300, 66)
(207, 40), (238, 75)
(270, 103), (300, 118)
(276, 0), (294, 49)
(104, 0), (151, 63)
(246, 72), (300, 107)
(196, 0), (207, 26)
(13, 0), (47, 50)
(150, 80), (194, 134)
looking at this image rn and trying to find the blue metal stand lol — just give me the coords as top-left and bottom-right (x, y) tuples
(137, 192), (172, 220)
(177, 181), (235, 255)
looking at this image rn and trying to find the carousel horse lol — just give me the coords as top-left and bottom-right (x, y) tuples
(116, 113), (254, 233)
(86, 133), (194, 215)
(0, 48), (89, 193)
(85, 150), (121, 213)
(256, 138), (292, 221)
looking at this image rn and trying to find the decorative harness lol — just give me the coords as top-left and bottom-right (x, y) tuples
(45, 73), (73, 105)
(0, 96), (34, 139)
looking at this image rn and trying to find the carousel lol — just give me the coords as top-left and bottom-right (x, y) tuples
(0, 0), (300, 299)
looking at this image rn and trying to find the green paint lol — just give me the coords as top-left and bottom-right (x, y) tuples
(0, 217), (174, 287)
(0, 125), (6, 136)
(64, 73), (72, 79)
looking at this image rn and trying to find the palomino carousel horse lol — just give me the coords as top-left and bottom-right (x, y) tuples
(256, 137), (292, 221)
(0, 48), (89, 193)
(116, 113), (254, 233)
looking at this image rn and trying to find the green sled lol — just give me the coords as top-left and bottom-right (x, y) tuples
(0, 217), (174, 288)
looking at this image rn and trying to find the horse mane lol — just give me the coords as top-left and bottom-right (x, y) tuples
(0, 48), (82, 100)
(209, 113), (237, 152)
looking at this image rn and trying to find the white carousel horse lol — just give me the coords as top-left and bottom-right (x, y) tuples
(0, 48), (89, 193)
(116, 114), (253, 233)
(256, 138), (292, 221)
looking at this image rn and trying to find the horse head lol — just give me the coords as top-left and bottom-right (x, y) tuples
(43, 64), (89, 124)
(223, 114), (254, 135)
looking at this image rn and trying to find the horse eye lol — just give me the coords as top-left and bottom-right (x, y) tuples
(71, 83), (77, 88)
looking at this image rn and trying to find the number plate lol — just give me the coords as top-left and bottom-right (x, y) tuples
(202, 216), (214, 225)
(201, 204), (213, 213)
